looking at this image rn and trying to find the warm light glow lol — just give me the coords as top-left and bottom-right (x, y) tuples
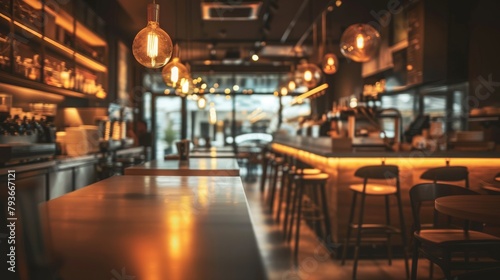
(224, 88), (231, 94)
(336, 0), (342, 7)
(201, 83), (207, 89)
(197, 97), (207, 109)
(322, 53), (339, 75)
(232, 85), (239, 91)
(209, 88), (215, 93)
(292, 83), (328, 105)
(251, 54), (259, 61)
(147, 32), (159, 66)
(349, 98), (358, 108)
(181, 78), (190, 94)
(327, 57), (335, 65)
(288, 80), (296, 91)
(171, 66), (179, 83)
(304, 70), (313, 82)
(356, 34), (365, 49)
(280, 86), (288, 96)
(209, 103), (217, 125)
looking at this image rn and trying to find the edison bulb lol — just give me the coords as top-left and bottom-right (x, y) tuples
(295, 62), (322, 89)
(180, 77), (191, 94)
(132, 4), (173, 68)
(340, 24), (380, 62)
(162, 57), (190, 88)
(322, 53), (339, 74)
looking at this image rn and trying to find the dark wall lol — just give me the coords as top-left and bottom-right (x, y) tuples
(468, 0), (500, 107)
(331, 58), (363, 102)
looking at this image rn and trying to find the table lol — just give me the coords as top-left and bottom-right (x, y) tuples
(189, 151), (236, 158)
(41, 175), (267, 280)
(435, 195), (500, 224)
(124, 158), (240, 176)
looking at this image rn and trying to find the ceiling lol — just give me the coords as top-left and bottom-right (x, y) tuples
(102, 0), (392, 74)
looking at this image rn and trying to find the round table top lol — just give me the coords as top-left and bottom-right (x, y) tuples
(435, 195), (500, 224)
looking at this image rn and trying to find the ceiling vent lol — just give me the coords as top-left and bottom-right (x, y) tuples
(201, 1), (263, 21)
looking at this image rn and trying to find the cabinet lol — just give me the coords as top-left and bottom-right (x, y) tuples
(0, 0), (107, 99)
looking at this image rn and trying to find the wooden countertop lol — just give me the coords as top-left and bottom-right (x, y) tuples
(124, 158), (240, 176)
(41, 175), (266, 280)
(189, 151), (237, 158)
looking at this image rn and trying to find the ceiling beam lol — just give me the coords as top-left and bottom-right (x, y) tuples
(280, 0), (310, 43)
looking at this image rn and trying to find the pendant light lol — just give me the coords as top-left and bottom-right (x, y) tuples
(322, 53), (339, 74)
(209, 102), (217, 125)
(162, 47), (190, 89)
(340, 24), (380, 62)
(295, 61), (322, 89)
(132, 0), (173, 68)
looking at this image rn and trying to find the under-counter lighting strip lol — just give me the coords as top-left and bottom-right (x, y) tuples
(291, 83), (328, 105)
(44, 37), (74, 56)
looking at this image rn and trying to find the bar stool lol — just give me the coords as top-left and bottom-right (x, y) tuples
(267, 152), (285, 211)
(277, 157), (321, 225)
(420, 163), (469, 189)
(259, 145), (270, 192)
(286, 166), (332, 263)
(341, 164), (409, 280)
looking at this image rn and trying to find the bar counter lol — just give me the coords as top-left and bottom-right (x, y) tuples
(41, 175), (267, 280)
(271, 136), (500, 243)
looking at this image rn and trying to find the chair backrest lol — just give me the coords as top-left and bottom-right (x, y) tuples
(354, 165), (399, 180)
(420, 166), (469, 188)
(409, 183), (479, 231)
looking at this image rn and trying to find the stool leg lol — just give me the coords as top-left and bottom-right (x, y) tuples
(287, 178), (300, 243)
(352, 192), (367, 280)
(319, 183), (333, 246)
(282, 173), (294, 238)
(341, 192), (357, 265)
(268, 164), (279, 211)
(260, 156), (268, 192)
(385, 195), (392, 266)
(312, 183), (323, 238)
(395, 190), (410, 279)
(294, 184), (304, 264)
(276, 167), (288, 223)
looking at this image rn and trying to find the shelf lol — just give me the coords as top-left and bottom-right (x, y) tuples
(0, 71), (103, 100)
(0, 1), (108, 100)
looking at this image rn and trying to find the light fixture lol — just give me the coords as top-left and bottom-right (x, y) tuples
(232, 85), (239, 91)
(132, 1), (173, 68)
(180, 77), (191, 95)
(162, 57), (190, 88)
(322, 53), (339, 74)
(251, 54), (259, 61)
(340, 24), (380, 62)
(197, 96), (207, 109)
(280, 86), (288, 96)
(295, 61), (322, 89)
(209, 102), (217, 125)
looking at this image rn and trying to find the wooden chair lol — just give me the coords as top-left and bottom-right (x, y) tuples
(420, 166), (469, 189)
(409, 183), (500, 280)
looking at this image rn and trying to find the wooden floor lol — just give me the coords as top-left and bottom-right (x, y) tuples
(242, 171), (444, 280)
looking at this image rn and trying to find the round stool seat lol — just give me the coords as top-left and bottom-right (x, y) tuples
(349, 184), (397, 195)
(297, 173), (329, 181)
(290, 168), (321, 175)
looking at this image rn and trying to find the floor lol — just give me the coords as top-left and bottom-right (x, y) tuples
(241, 170), (444, 280)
